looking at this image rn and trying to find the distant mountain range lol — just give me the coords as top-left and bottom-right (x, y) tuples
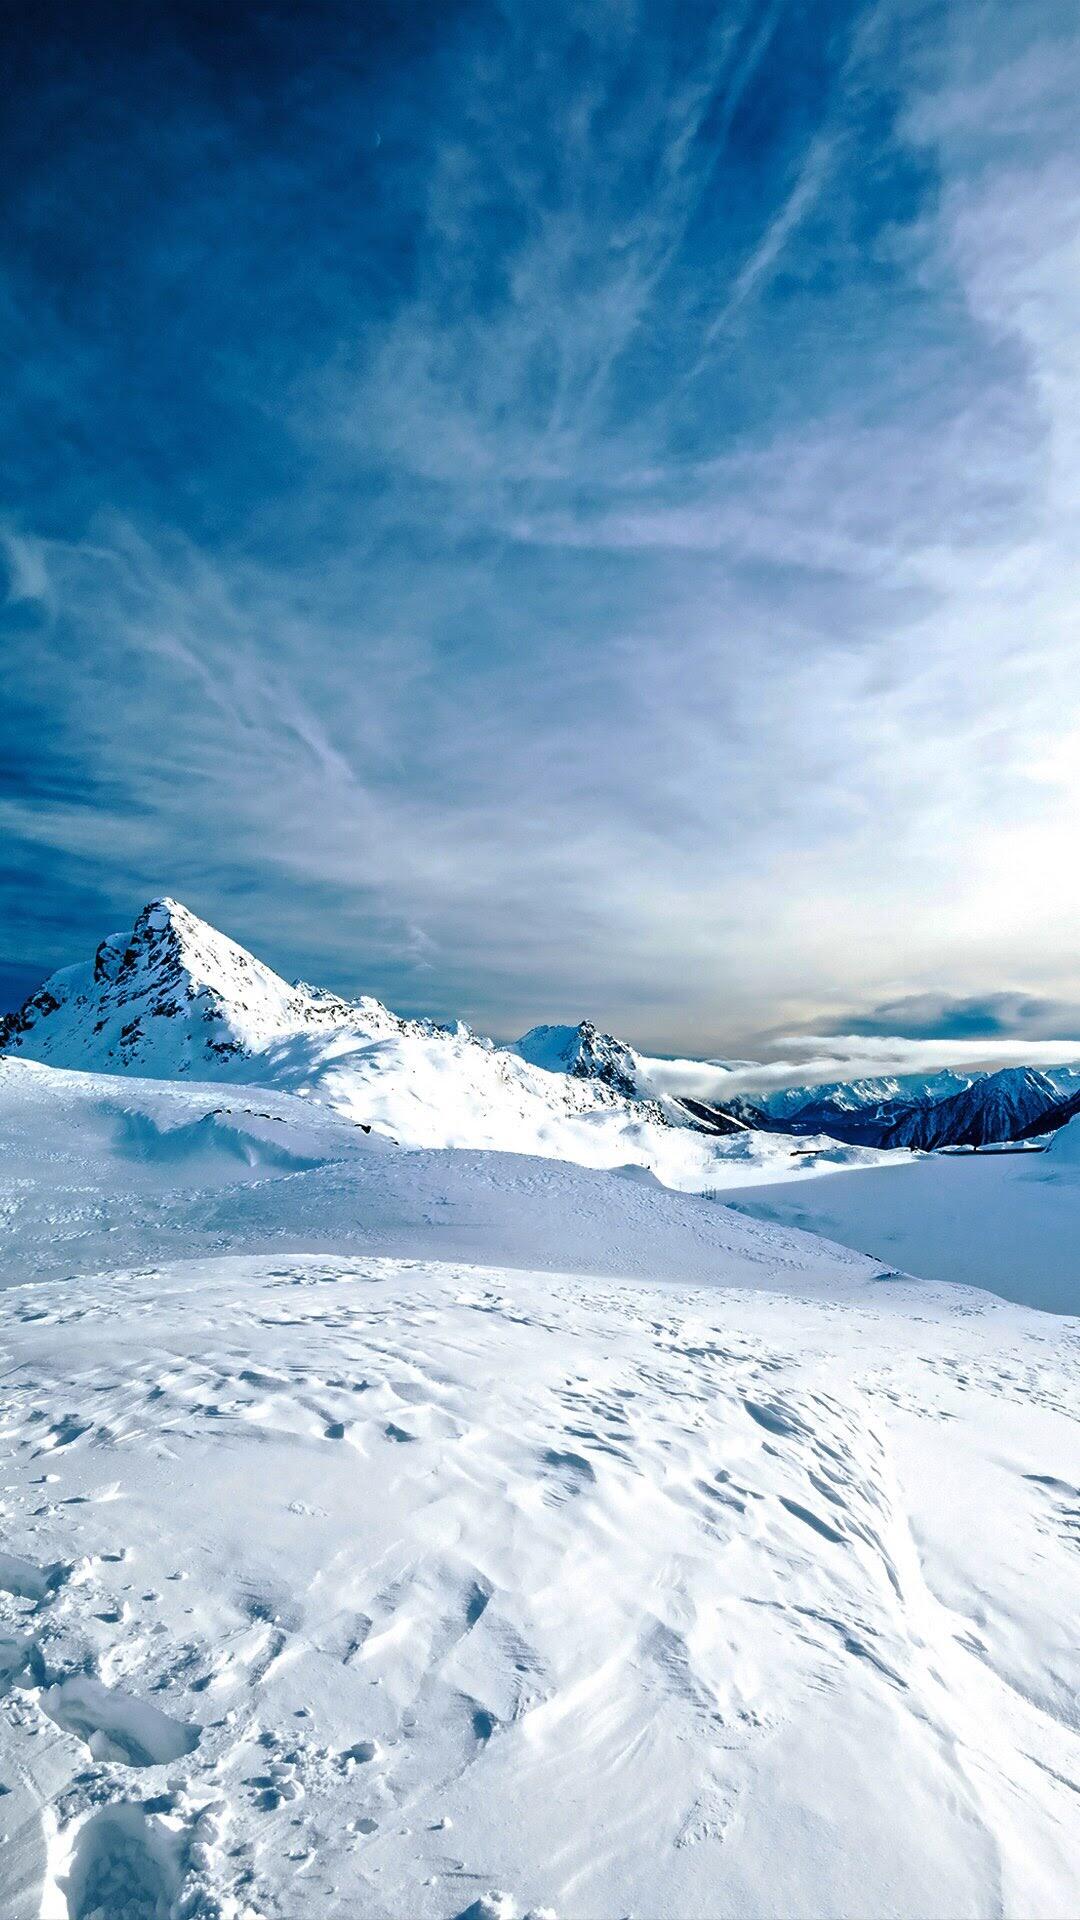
(4, 897), (1079, 1158)
(722, 1063), (1080, 1150)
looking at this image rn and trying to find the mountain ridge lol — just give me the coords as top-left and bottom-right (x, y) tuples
(5, 897), (1079, 1159)
(0, 898), (899, 1188)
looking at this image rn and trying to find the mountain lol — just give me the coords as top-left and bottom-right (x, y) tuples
(751, 1069), (981, 1123)
(723, 1089), (925, 1142)
(0, 896), (397, 1076)
(513, 1020), (751, 1131)
(880, 1066), (1063, 1150)
(515, 1019), (641, 1098)
(726, 1065), (1076, 1151)
(1013, 1082), (1080, 1141)
(0, 898), (900, 1190)
(673, 1094), (754, 1136)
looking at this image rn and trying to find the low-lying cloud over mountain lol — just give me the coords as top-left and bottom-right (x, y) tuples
(644, 1033), (1080, 1104)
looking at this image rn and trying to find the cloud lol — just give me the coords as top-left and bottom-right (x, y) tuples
(642, 1032), (1080, 1105)
(3, 3), (1080, 1052)
(820, 991), (1080, 1042)
(699, 131), (836, 344)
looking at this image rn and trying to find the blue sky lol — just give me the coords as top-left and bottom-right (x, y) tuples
(3, 0), (1079, 1051)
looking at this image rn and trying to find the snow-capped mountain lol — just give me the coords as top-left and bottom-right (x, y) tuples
(733, 1069), (980, 1127)
(728, 1065), (1077, 1151)
(800, 1068), (979, 1115)
(1, 899), (888, 1188)
(9, 901), (1080, 1167)
(515, 1026), (758, 1134)
(0, 897), (399, 1075)
(880, 1066), (1063, 1150)
(515, 1019), (641, 1098)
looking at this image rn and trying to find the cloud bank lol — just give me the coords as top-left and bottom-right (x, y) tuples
(641, 1034), (1080, 1105)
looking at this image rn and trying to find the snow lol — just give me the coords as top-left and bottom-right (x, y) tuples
(513, 1021), (640, 1098)
(720, 1116), (1080, 1315)
(757, 1068), (982, 1117)
(1044, 1110), (1080, 1160)
(2, 904), (1079, 1916)
(2, 1255), (1078, 1918)
(881, 1065), (1066, 1150)
(0, 1055), (1078, 1918)
(0, 896), (389, 1073)
(0, 1060), (881, 1291)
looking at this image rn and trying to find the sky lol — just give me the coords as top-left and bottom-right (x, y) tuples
(3, 0), (1080, 1054)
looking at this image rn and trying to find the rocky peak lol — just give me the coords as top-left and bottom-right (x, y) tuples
(515, 1020), (640, 1099)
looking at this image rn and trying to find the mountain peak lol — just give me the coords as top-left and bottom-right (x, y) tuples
(882, 1062), (1064, 1150)
(87, 897), (288, 1007)
(515, 1020), (640, 1099)
(0, 897), (394, 1077)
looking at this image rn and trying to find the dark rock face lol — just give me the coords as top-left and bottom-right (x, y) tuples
(0, 988), (61, 1050)
(565, 1022), (640, 1100)
(676, 1096), (751, 1136)
(1008, 1084), (1080, 1142)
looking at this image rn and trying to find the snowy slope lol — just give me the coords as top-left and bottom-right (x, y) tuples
(0, 1059), (883, 1290)
(721, 1114), (1080, 1314)
(0, 905), (897, 1192)
(0, 1065), (1077, 1919)
(1041, 1109), (1080, 1159)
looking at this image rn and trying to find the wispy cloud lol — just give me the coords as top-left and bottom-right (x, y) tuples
(699, 131), (836, 345)
(3, 2), (1080, 1050)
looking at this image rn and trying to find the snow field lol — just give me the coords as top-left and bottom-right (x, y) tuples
(721, 1113), (1080, 1313)
(0, 1042), (1078, 1917)
(1, 1254), (1077, 1919)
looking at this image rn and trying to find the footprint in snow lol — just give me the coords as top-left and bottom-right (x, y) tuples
(0, 1547), (71, 1605)
(49, 1801), (182, 1920)
(40, 1673), (201, 1767)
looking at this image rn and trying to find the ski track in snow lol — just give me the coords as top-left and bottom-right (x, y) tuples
(0, 1252), (1078, 1919)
